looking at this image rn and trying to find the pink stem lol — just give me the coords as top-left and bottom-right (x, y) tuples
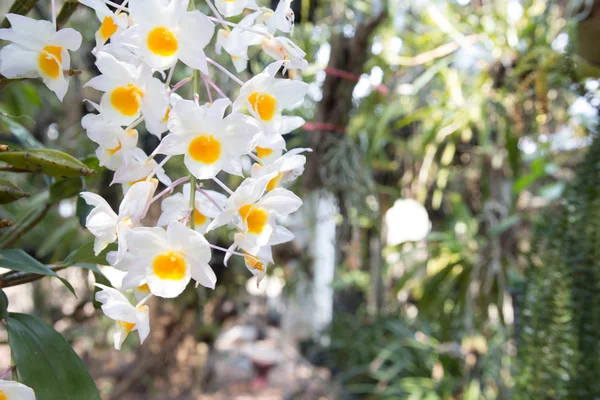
(204, 76), (228, 99)
(151, 176), (190, 204)
(169, 76), (193, 94)
(203, 77), (213, 103)
(207, 58), (244, 86)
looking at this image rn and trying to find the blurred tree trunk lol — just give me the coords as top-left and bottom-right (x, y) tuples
(576, 0), (600, 67)
(304, 13), (386, 327)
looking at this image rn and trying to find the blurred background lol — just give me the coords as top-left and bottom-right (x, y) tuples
(2, 0), (600, 398)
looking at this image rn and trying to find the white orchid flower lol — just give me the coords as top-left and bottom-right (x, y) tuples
(250, 148), (310, 191)
(80, 179), (158, 261)
(215, 0), (258, 17)
(120, 0), (214, 72)
(122, 221), (215, 298)
(157, 183), (227, 233)
(78, 0), (129, 48)
(0, 14), (82, 100)
(84, 51), (170, 137)
(95, 284), (150, 350)
(0, 380), (36, 400)
(157, 98), (260, 179)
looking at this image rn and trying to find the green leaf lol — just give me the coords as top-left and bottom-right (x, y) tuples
(0, 249), (75, 295)
(0, 0), (39, 28)
(76, 195), (94, 228)
(56, 0), (79, 29)
(0, 113), (43, 149)
(489, 215), (521, 238)
(0, 178), (29, 204)
(92, 270), (112, 309)
(63, 241), (116, 267)
(50, 178), (83, 202)
(0, 149), (96, 178)
(7, 313), (101, 400)
(0, 288), (8, 319)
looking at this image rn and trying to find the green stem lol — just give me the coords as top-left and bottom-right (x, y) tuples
(189, 175), (197, 230)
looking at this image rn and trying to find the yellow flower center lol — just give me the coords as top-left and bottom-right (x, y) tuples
(248, 92), (277, 121)
(239, 204), (269, 234)
(38, 45), (63, 79)
(266, 172), (283, 191)
(152, 251), (187, 280)
(244, 253), (264, 272)
(117, 320), (136, 334)
(147, 26), (178, 56)
(193, 209), (207, 226)
(188, 135), (221, 164)
(162, 107), (171, 123)
(255, 147), (274, 159)
(99, 16), (119, 41)
(136, 283), (150, 293)
(110, 84), (144, 117)
(108, 141), (122, 156)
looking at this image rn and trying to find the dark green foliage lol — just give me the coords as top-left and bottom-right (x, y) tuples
(517, 133), (600, 398)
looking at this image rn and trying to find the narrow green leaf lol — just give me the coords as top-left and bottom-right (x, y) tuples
(0, 149), (96, 178)
(0, 288), (8, 319)
(50, 178), (83, 202)
(0, 113), (43, 149)
(0, 249), (75, 295)
(0, 178), (29, 204)
(56, 0), (79, 29)
(63, 241), (116, 267)
(0, 0), (39, 28)
(7, 313), (101, 400)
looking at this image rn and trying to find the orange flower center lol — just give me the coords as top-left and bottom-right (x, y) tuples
(147, 26), (178, 56)
(117, 320), (136, 334)
(110, 84), (144, 117)
(255, 146), (274, 159)
(38, 45), (63, 79)
(99, 16), (119, 41)
(188, 135), (221, 164)
(239, 204), (269, 234)
(248, 92), (277, 121)
(152, 251), (187, 280)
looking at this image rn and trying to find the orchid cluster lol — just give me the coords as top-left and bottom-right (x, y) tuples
(0, 0), (309, 350)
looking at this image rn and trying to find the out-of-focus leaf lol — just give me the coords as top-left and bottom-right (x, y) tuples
(0, 0), (39, 28)
(50, 178), (83, 202)
(56, 0), (79, 29)
(7, 313), (101, 400)
(76, 195), (93, 228)
(539, 182), (565, 200)
(0, 249), (75, 295)
(489, 215), (521, 238)
(0, 288), (8, 319)
(62, 241), (116, 267)
(0, 113), (43, 149)
(0, 178), (29, 204)
(513, 158), (546, 193)
(0, 149), (96, 178)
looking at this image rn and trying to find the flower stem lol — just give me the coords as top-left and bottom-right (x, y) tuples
(212, 176), (234, 195)
(207, 58), (244, 86)
(208, 243), (258, 261)
(169, 76), (193, 94)
(207, 16), (273, 39)
(204, 0), (231, 32)
(203, 75), (228, 99)
(51, 0), (57, 29)
(151, 176), (190, 204)
(189, 175), (197, 230)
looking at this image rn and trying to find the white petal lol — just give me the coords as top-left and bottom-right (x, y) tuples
(42, 70), (69, 101)
(0, 380), (36, 400)
(135, 305), (151, 344)
(256, 187), (302, 215)
(119, 180), (157, 222)
(147, 273), (190, 298)
(0, 44), (38, 79)
(190, 262), (217, 289)
(126, 227), (168, 256)
(51, 28), (82, 51)
(269, 79), (309, 109)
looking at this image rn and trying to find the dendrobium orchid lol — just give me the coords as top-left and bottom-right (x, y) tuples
(78, 0), (129, 48)
(0, 380), (36, 400)
(80, 179), (158, 260)
(122, 221), (215, 298)
(158, 183), (227, 233)
(233, 62), (308, 136)
(41, 0), (313, 350)
(120, 0), (215, 72)
(157, 98), (261, 179)
(95, 284), (151, 350)
(85, 51), (170, 136)
(0, 14), (82, 100)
